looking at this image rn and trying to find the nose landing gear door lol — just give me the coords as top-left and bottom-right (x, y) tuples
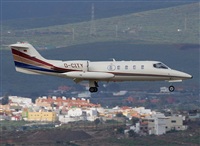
(168, 72), (172, 80)
(167, 72), (175, 92)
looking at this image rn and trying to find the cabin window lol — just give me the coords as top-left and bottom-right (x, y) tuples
(117, 65), (120, 70)
(141, 65), (144, 69)
(149, 119), (154, 122)
(153, 63), (168, 69)
(125, 65), (128, 70)
(171, 120), (176, 123)
(133, 65), (136, 70)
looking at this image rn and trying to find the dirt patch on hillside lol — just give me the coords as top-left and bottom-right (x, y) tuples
(27, 129), (92, 142)
(0, 129), (92, 145)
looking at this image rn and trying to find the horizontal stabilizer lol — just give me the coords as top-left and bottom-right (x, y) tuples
(10, 43), (29, 49)
(15, 67), (41, 75)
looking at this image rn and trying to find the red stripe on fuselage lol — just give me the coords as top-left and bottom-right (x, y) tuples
(11, 49), (76, 73)
(12, 49), (53, 67)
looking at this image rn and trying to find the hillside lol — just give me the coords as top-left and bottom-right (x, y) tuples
(2, 2), (199, 49)
(2, 1), (191, 29)
(1, 121), (200, 146)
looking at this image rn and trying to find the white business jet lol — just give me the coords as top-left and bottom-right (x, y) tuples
(10, 42), (192, 93)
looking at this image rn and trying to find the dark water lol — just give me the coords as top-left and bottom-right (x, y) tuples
(1, 42), (199, 95)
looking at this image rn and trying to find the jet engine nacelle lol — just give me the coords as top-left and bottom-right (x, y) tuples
(64, 71), (114, 80)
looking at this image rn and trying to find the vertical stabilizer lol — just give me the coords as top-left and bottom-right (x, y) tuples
(10, 42), (45, 60)
(10, 42), (52, 74)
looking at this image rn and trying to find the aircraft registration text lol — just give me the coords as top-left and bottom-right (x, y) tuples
(64, 63), (83, 68)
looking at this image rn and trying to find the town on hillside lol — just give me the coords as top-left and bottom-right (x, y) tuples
(1, 95), (199, 137)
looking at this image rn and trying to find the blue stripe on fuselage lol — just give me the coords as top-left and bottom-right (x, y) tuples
(14, 61), (63, 73)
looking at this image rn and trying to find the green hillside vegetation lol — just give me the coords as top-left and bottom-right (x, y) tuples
(2, 2), (199, 49)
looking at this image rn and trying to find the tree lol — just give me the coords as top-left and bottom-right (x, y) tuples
(1, 96), (9, 105)
(94, 118), (101, 128)
(131, 117), (140, 125)
(2, 126), (7, 131)
(116, 127), (125, 134)
(128, 130), (137, 137)
(116, 112), (124, 117)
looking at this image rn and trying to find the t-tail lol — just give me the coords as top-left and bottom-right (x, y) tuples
(10, 42), (60, 75)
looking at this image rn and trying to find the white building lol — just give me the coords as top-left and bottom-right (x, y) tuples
(160, 87), (170, 93)
(84, 108), (98, 121)
(68, 108), (83, 117)
(141, 113), (166, 135)
(8, 96), (32, 107)
(140, 113), (187, 135)
(59, 115), (85, 123)
(59, 107), (98, 123)
(130, 123), (140, 133)
(133, 107), (152, 115)
(165, 115), (187, 131)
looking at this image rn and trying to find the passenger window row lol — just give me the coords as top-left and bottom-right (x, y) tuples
(116, 65), (145, 70)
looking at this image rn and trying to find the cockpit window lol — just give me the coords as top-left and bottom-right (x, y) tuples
(153, 63), (168, 69)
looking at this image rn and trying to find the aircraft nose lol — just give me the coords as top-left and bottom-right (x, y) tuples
(172, 70), (193, 80)
(180, 72), (193, 79)
(184, 73), (193, 79)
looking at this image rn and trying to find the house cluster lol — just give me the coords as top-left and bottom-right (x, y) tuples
(0, 96), (100, 123)
(105, 106), (188, 135)
(126, 112), (187, 135)
(0, 96), (199, 136)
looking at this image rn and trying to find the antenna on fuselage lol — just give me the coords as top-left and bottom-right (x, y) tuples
(109, 58), (116, 62)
